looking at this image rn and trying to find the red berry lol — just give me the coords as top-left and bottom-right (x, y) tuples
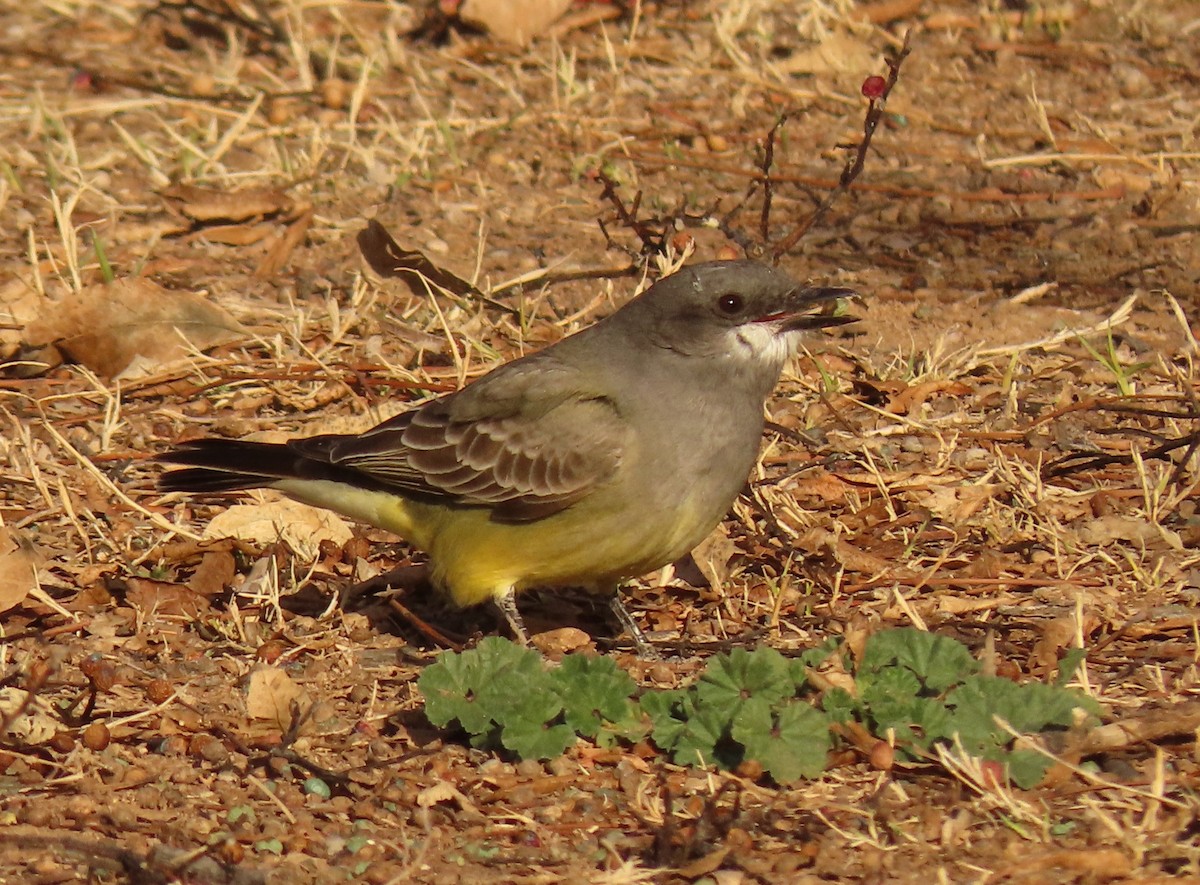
(862, 75), (887, 99)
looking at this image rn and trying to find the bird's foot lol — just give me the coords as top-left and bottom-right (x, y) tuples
(609, 595), (661, 660)
(493, 589), (531, 646)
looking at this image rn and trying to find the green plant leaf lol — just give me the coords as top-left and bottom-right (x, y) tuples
(668, 702), (730, 769)
(641, 689), (689, 752)
(418, 637), (561, 740)
(499, 719), (577, 760)
(1055, 648), (1087, 687)
(870, 695), (957, 754)
(696, 646), (793, 712)
(859, 664), (922, 710)
(820, 687), (858, 723)
(732, 697), (830, 782)
(595, 707), (651, 748)
(419, 644), (492, 734)
(551, 654), (636, 738)
(1006, 749), (1052, 789)
(859, 628), (979, 692)
(947, 675), (1098, 754)
(477, 649), (562, 728)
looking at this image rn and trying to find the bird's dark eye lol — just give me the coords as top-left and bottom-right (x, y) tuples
(717, 293), (744, 314)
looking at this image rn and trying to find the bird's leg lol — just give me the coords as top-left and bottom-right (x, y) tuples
(493, 588), (530, 645)
(609, 591), (660, 660)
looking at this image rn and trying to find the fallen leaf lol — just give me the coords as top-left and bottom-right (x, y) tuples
(245, 666), (314, 733)
(458, 0), (572, 46)
(255, 207), (313, 278)
(24, 278), (245, 378)
(530, 627), (593, 657)
(918, 483), (1005, 523)
(124, 577), (213, 621)
(677, 846), (731, 880)
(190, 222), (275, 246)
(855, 0), (925, 25)
(204, 498), (354, 560)
(357, 219), (480, 297)
(0, 276), (44, 359)
(784, 470), (853, 504)
(161, 183), (295, 223)
(416, 781), (482, 817)
(798, 528), (894, 575)
(775, 32), (877, 76)
(187, 549), (237, 597)
(0, 688), (59, 744)
(0, 528), (41, 614)
(1076, 515), (1182, 550)
(887, 379), (973, 415)
(684, 525), (737, 590)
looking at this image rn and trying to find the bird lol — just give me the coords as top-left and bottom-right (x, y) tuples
(157, 260), (855, 647)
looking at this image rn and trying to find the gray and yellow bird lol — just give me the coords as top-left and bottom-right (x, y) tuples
(158, 260), (853, 643)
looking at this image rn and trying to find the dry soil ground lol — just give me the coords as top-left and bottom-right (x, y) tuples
(2, 0), (1200, 882)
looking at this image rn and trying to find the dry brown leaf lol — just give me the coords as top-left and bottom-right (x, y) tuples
(775, 32), (877, 76)
(786, 470), (854, 504)
(24, 278), (245, 378)
(686, 525), (737, 590)
(245, 666), (314, 733)
(798, 528), (894, 575)
(855, 0), (925, 25)
(530, 627), (593, 658)
(187, 549), (237, 597)
(0, 688), (59, 744)
(0, 276), (44, 358)
(677, 846), (732, 880)
(191, 222), (275, 246)
(918, 483), (1004, 523)
(887, 379), (973, 415)
(124, 577), (213, 621)
(162, 183), (294, 223)
(1030, 616), (1078, 676)
(416, 781), (483, 818)
(357, 219), (481, 297)
(204, 499), (354, 560)
(1075, 515), (1182, 550)
(459, 0), (572, 46)
(0, 527), (41, 614)
(255, 207), (313, 279)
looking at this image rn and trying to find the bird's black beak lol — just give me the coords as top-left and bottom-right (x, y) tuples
(773, 286), (861, 332)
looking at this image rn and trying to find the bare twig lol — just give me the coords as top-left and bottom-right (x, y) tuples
(771, 29), (914, 261)
(596, 170), (666, 259)
(760, 113), (787, 245)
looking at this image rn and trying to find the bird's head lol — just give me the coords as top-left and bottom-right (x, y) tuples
(625, 260), (857, 366)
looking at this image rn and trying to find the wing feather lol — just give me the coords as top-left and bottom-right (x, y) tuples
(286, 356), (630, 521)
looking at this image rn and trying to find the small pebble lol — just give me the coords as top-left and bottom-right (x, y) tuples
(303, 777), (332, 799)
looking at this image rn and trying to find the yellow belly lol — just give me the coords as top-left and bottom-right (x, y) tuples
(405, 498), (715, 607)
(274, 477), (721, 608)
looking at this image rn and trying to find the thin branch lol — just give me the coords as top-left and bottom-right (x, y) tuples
(771, 29), (914, 261)
(760, 113), (788, 244)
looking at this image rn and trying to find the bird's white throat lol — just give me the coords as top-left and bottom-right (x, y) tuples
(730, 323), (795, 366)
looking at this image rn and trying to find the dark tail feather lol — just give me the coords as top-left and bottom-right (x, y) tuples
(157, 439), (301, 493)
